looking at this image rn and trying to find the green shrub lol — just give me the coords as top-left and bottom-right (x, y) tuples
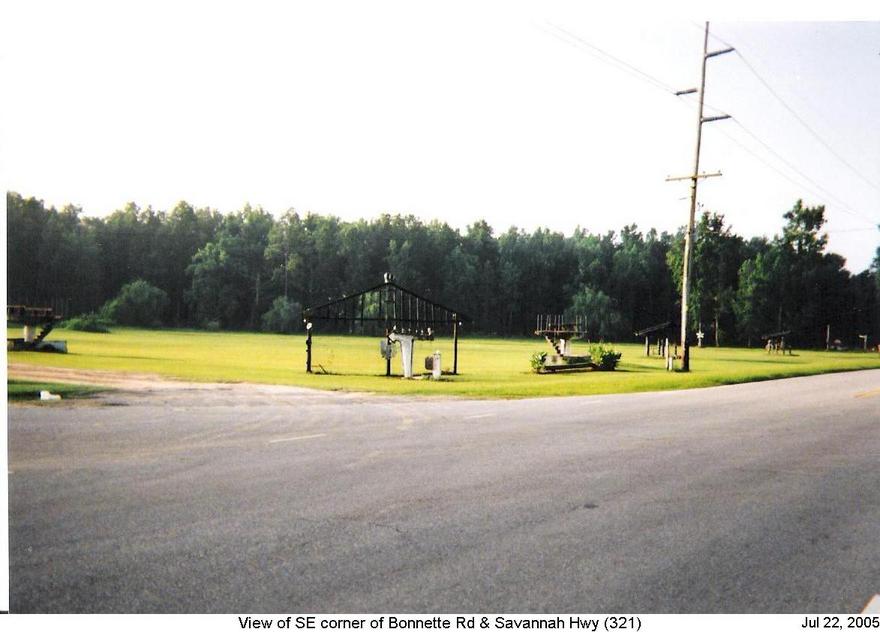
(60, 312), (112, 333)
(261, 296), (302, 334)
(589, 343), (622, 371)
(530, 351), (547, 373)
(101, 279), (169, 327)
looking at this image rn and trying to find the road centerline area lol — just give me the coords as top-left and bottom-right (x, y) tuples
(854, 387), (880, 399)
(267, 433), (328, 444)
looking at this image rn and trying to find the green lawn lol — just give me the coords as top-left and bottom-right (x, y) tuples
(7, 379), (106, 401)
(7, 326), (880, 398)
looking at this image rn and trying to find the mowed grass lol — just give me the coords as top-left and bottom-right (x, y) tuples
(7, 380), (106, 401)
(7, 326), (880, 398)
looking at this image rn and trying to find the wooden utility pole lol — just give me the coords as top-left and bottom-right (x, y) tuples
(668, 22), (733, 371)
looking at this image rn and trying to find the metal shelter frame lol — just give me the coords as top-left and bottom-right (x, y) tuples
(634, 321), (676, 358)
(301, 275), (468, 376)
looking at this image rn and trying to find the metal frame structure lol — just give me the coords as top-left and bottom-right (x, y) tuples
(302, 275), (467, 376)
(7, 305), (66, 352)
(634, 321), (676, 359)
(533, 314), (593, 372)
(761, 329), (793, 355)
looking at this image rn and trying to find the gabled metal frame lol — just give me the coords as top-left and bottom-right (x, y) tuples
(302, 277), (468, 376)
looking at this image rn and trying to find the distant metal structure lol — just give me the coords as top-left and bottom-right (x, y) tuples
(7, 305), (67, 352)
(634, 321), (679, 371)
(533, 315), (592, 372)
(634, 321), (675, 357)
(302, 273), (467, 377)
(761, 329), (793, 355)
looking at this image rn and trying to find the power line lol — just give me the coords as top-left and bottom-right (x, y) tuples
(544, 22), (677, 95)
(696, 22), (880, 194)
(545, 22), (733, 114)
(729, 119), (879, 224)
(705, 118), (878, 227)
(826, 227), (880, 233)
(539, 22), (880, 226)
(734, 50), (880, 193)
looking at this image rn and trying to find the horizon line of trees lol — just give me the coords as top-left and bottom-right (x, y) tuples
(7, 191), (880, 348)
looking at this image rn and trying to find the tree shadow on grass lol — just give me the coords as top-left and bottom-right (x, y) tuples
(85, 353), (164, 362)
(719, 356), (804, 364)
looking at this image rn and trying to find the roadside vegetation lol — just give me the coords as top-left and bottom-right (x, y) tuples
(7, 379), (106, 401)
(8, 192), (879, 350)
(7, 327), (880, 398)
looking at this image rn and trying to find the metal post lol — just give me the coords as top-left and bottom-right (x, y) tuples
(305, 324), (313, 373)
(453, 315), (459, 375)
(385, 330), (392, 377)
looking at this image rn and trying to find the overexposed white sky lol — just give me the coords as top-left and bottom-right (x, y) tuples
(3, 1), (879, 270)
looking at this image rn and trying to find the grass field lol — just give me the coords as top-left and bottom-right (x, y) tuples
(7, 326), (880, 398)
(7, 379), (106, 401)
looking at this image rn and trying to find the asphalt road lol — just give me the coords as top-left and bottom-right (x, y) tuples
(7, 370), (880, 613)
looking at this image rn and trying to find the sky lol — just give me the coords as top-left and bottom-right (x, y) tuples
(3, 2), (879, 271)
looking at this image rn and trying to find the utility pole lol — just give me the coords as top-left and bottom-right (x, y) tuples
(667, 21), (733, 371)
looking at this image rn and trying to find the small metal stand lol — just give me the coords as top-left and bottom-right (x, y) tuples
(7, 305), (67, 353)
(534, 315), (592, 372)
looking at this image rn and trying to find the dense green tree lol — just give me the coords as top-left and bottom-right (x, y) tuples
(6, 190), (878, 345)
(261, 296), (302, 333)
(6, 193), (102, 315)
(734, 249), (783, 345)
(568, 286), (622, 340)
(668, 212), (745, 345)
(101, 279), (170, 327)
(7, 192), (49, 304)
(156, 202), (222, 324)
(186, 205), (273, 328)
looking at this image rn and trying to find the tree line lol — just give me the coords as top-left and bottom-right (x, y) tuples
(7, 191), (879, 348)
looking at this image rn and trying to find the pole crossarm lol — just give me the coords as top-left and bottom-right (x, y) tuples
(706, 47), (735, 59)
(665, 171), (722, 182)
(701, 114), (731, 123)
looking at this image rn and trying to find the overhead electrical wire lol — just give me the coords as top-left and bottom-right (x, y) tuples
(707, 118), (878, 226)
(696, 23), (880, 194)
(541, 22), (880, 227)
(733, 50), (880, 194)
(672, 89), (876, 225)
(543, 23), (677, 95)
(728, 119), (877, 225)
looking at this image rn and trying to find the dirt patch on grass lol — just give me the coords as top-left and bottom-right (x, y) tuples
(8, 363), (216, 391)
(7, 363), (376, 406)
